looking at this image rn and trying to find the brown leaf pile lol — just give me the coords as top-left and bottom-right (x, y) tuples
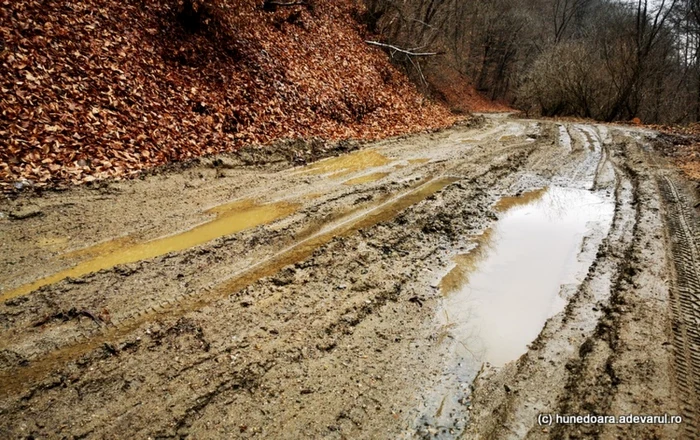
(0, 0), (457, 190)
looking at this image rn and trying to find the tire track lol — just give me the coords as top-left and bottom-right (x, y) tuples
(10, 145), (529, 341)
(0, 177), (458, 396)
(659, 176), (700, 438)
(0, 129), (542, 438)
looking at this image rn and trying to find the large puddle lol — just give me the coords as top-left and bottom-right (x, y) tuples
(416, 186), (614, 436)
(0, 200), (299, 301)
(441, 186), (614, 365)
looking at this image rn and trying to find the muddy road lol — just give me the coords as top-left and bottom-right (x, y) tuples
(1, 115), (699, 439)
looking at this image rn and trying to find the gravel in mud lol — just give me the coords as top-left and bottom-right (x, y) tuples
(0, 115), (698, 439)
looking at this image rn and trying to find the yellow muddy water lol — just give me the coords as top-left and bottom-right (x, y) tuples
(301, 150), (390, 177)
(0, 200), (299, 301)
(0, 177), (459, 397)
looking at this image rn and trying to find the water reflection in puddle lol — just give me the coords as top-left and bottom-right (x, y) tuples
(441, 186), (614, 365)
(416, 186), (614, 437)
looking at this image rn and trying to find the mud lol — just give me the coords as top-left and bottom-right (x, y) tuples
(0, 115), (698, 439)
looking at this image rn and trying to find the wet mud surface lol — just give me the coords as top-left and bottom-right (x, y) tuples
(0, 115), (698, 439)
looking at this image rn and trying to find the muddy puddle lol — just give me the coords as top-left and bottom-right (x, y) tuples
(0, 199), (299, 301)
(300, 149), (391, 177)
(415, 186), (614, 437)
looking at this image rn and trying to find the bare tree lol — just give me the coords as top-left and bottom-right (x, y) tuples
(363, 0), (692, 123)
(552, 0), (589, 43)
(602, 0), (678, 120)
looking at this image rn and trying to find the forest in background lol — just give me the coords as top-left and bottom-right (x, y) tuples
(362, 0), (700, 123)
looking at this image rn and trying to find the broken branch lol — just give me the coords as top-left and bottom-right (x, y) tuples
(365, 40), (442, 57)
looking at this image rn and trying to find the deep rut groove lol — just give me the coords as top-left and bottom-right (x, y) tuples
(659, 176), (700, 438)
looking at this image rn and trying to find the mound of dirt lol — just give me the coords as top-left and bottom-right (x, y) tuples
(0, 0), (457, 190)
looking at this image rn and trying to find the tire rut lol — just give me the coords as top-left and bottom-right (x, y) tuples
(0, 139), (540, 385)
(0, 132), (541, 439)
(0, 177), (456, 397)
(659, 176), (700, 438)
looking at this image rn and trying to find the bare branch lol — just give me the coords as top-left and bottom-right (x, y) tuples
(365, 40), (442, 57)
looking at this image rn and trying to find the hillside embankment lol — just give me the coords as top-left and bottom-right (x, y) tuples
(1, 0), (506, 191)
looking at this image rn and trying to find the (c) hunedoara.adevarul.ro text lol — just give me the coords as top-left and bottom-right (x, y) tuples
(537, 413), (683, 426)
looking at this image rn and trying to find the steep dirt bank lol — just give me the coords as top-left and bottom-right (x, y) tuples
(0, 0), (459, 190)
(0, 116), (697, 439)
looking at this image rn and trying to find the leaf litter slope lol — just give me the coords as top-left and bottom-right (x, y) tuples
(0, 0), (456, 190)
